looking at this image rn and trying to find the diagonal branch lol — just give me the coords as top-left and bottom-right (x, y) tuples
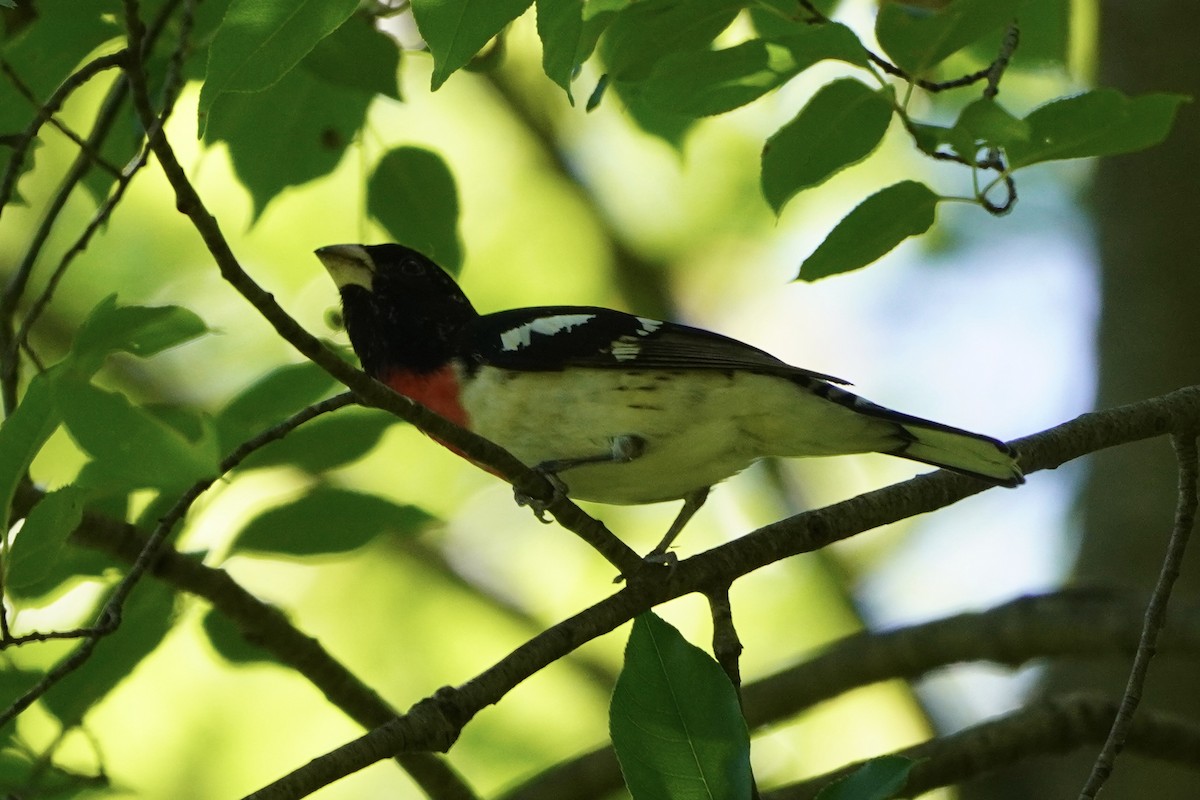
(117, 0), (644, 578)
(243, 385), (1200, 800)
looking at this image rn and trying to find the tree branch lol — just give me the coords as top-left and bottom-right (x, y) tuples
(1079, 431), (1199, 798)
(116, 7), (644, 577)
(766, 693), (1200, 799)
(243, 385), (1200, 799)
(500, 589), (1200, 800)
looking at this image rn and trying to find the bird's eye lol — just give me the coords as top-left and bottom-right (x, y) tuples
(400, 259), (424, 276)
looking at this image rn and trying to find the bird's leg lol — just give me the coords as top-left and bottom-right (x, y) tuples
(646, 486), (710, 563)
(514, 434), (646, 522)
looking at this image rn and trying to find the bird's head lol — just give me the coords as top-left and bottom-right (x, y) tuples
(315, 243), (477, 375)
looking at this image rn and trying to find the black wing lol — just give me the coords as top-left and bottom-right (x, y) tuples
(467, 306), (849, 385)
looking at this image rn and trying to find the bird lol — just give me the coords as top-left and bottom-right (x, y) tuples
(316, 243), (1023, 556)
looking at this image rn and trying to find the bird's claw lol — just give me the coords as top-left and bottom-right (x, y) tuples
(514, 471), (568, 524)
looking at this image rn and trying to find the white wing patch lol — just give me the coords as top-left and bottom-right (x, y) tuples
(610, 336), (642, 361)
(635, 317), (662, 335)
(499, 314), (596, 352)
(610, 318), (661, 361)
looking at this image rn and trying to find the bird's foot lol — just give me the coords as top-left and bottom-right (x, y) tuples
(514, 470), (568, 524)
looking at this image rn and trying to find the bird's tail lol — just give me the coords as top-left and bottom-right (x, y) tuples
(806, 381), (1025, 487)
(884, 414), (1024, 487)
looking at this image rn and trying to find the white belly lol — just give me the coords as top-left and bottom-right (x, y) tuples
(456, 367), (892, 505)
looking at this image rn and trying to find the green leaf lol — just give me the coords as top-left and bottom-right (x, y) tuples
(205, 62), (372, 217)
(0, 299), (206, 534)
(197, 0), (359, 136)
(201, 607), (279, 665)
(816, 756), (916, 800)
(6, 486), (87, 590)
(640, 25), (869, 117)
(536, 0), (585, 100)
(237, 406), (397, 473)
(600, 0), (744, 82)
(0, 0), (120, 139)
(610, 613), (752, 800)
(799, 181), (941, 281)
(368, 146), (463, 273)
(0, 372), (62, 536)
(231, 487), (434, 556)
(609, 78), (696, 149)
(954, 98), (1029, 148)
(42, 579), (177, 727)
(875, 0), (1023, 76)
(762, 79), (894, 212)
(411, 0), (535, 90)
(57, 381), (220, 492)
(216, 361), (340, 455)
(70, 296), (208, 374)
(5, 543), (122, 603)
(1007, 90), (1191, 169)
(1011, 0), (1069, 65)
(302, 13), (402, 100)
(0, 668), (42, 716)
(749, 0), (841, 37)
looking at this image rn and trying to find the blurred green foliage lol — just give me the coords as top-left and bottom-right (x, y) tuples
(0, 1), (1188, 799)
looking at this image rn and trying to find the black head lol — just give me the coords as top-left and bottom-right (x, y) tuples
(315, 243), (478, 376)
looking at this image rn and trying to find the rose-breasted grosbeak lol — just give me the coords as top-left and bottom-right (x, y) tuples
(317, 243), (1022, 554)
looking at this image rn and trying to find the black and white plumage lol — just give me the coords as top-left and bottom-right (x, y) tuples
(317, 243), (1023, 550)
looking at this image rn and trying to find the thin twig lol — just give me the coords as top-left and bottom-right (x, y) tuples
(0, 60), (124, 178)
(0, 52), (126, 220)
(706, 585), (760, 800)
(1078, 431), (1199, 799)
(0, 393), (355, 730)
(9, 0), (194, 358)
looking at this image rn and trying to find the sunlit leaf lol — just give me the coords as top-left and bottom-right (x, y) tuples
(1007, 90), (1190, 169)
(875, 0), (1024, 76)
(57, 380), (220, 492)
(6, 485), (86, 590)
(216, 361), (340, 455)
(411, 0), (534, 90)
(762, 79), (894, 212)
(237, 406), (397, 473)
(368, 146), (463, 273)
(198, 0), (359, 136)
(231, 487), (434, 556)
(611, 613), (752, 800)
(70, 296), (208, 374)
(799, 181), (941, 280)
(0, 373), (61, 536)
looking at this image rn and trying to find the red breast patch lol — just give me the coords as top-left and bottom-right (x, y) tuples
(382, 365), (502, 476)
(383, 365), (469, 426)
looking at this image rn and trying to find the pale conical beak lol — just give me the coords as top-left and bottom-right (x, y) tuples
(315, 244), (375, 291)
